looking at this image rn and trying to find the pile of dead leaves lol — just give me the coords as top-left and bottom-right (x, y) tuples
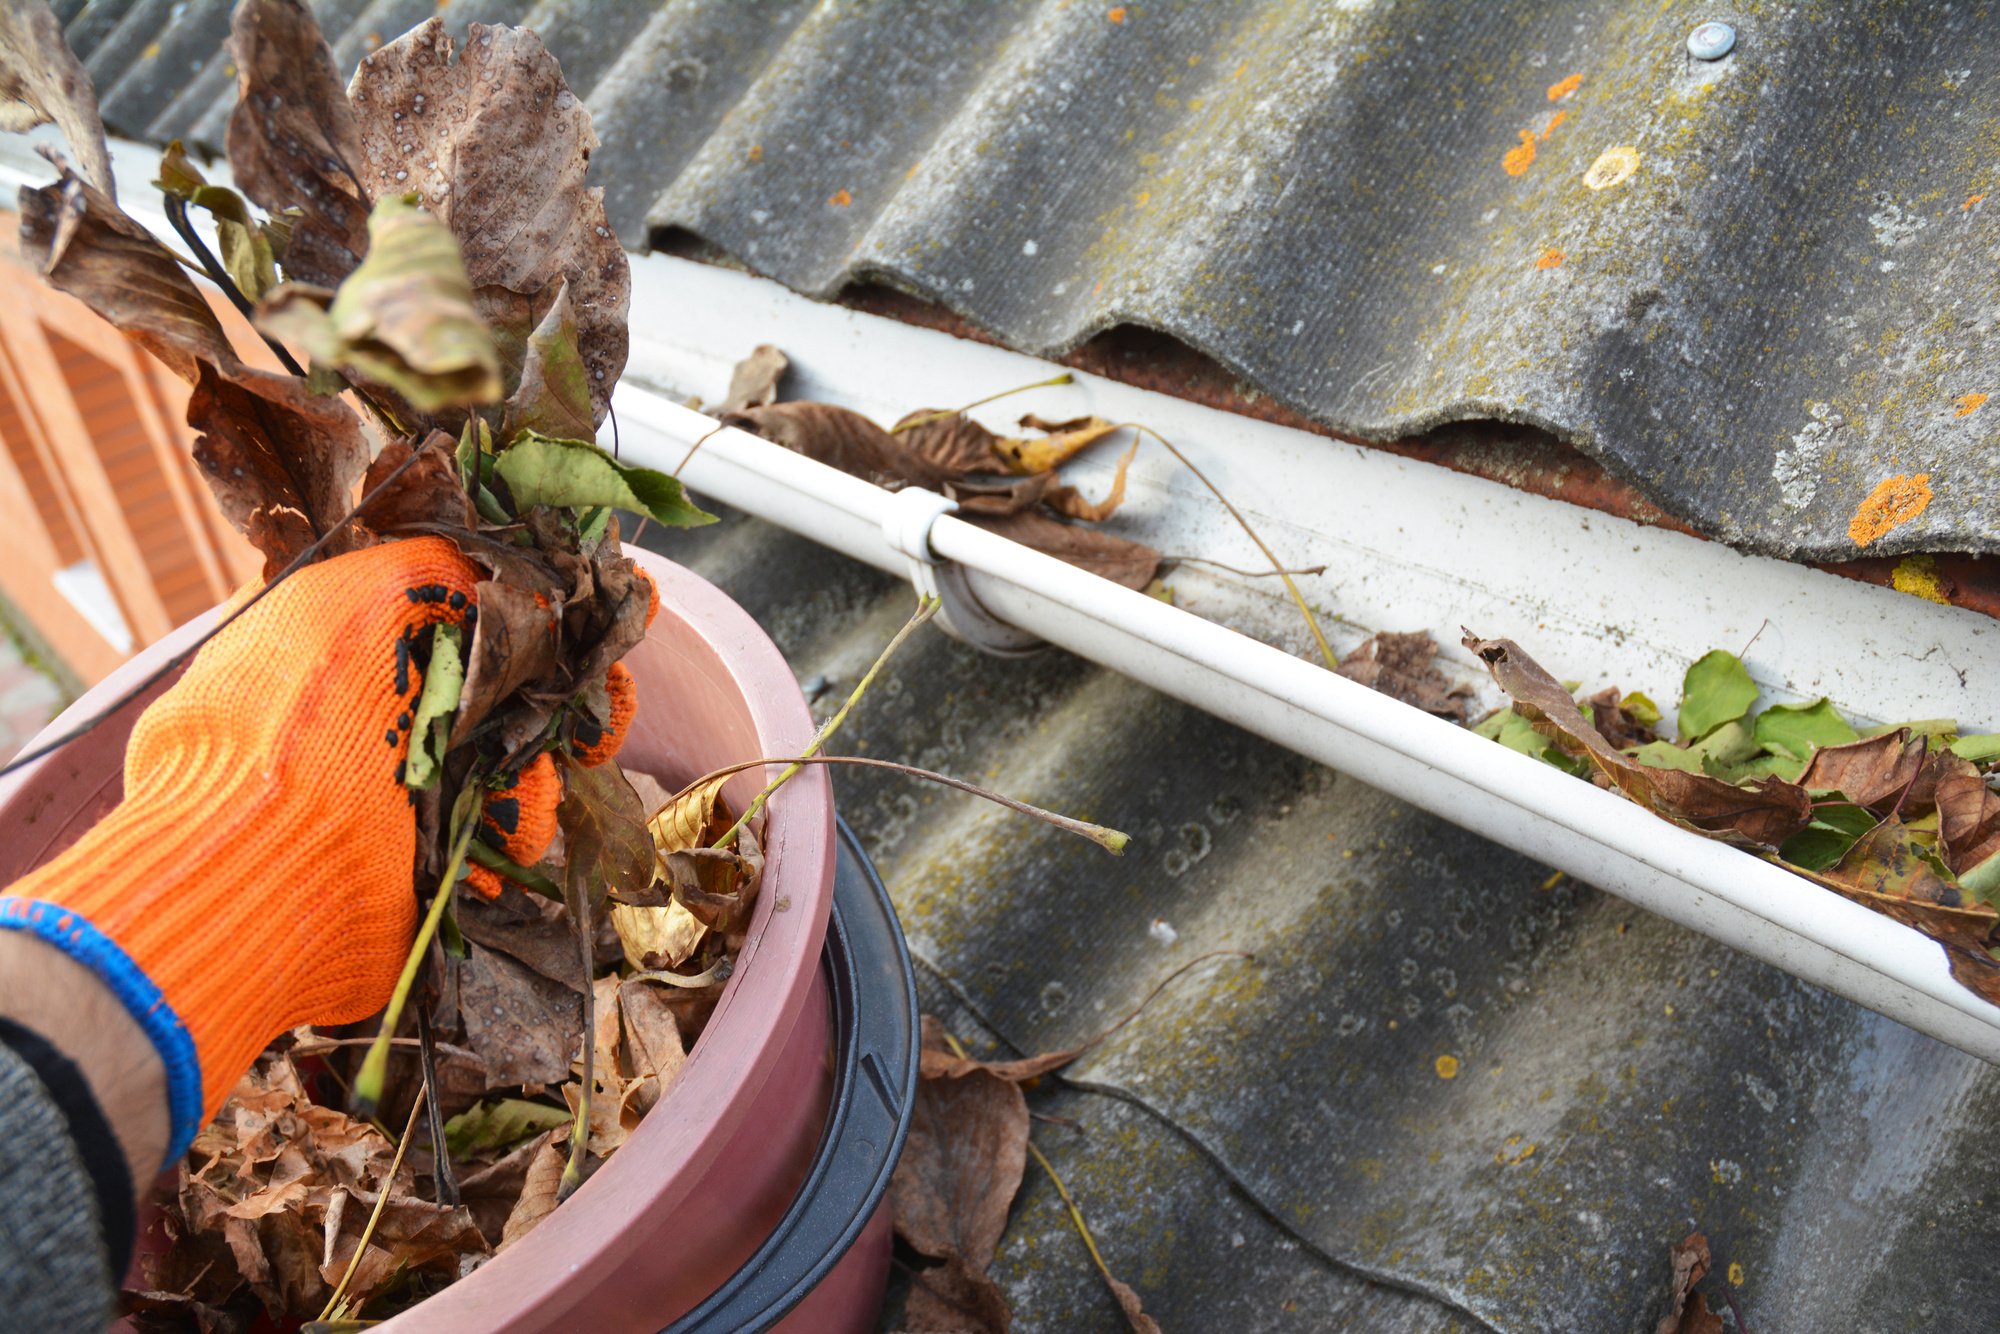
(1466, 632), (2000, 1002)
(718, 345), (1162, 590)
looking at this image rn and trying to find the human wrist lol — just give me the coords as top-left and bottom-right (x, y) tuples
(0, 929), (167, 1194)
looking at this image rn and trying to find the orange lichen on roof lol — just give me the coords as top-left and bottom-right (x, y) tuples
(1503, 130), (1539, 176)
(828, 188), (852, 207)
(1535, 248), (1566, 269)
(747, 144), (763, 163)
(1967, 194), (1987, 209)
(1108, 5), (1127, 22)
(1847, 473), (1934, 547)
(1548, 72), (1582, 101)
(1954, 392), (1988, 416)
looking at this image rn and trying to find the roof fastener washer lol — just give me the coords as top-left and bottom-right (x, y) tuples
(1686, 21), (1736, 61)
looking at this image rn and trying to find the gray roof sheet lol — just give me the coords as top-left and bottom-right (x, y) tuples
(79, 0), (2000, 563)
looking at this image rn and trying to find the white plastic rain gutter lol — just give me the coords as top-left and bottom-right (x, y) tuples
(11, 134), (2000, 1062)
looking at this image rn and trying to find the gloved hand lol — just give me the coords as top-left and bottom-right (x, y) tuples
(0, 536), (479, 1163)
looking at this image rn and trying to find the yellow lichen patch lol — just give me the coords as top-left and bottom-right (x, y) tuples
(1503, 129), (1540, 176)
(828, 188), (852, 207)
(1493, 1134), (1538, 1166)
(1848, 473), (1934, 547)
(747, 144), (763, 163)
(1435, 1053), (1460, 1079)
(1955, 391), (1988, 416)
(1728, 1262), (1745, 1287)
(1891, 555), (1951, 604)
(1583, 145), (1641, 191)
(1547, 72), (1583, 101)
(1535, 247), (1566, 270)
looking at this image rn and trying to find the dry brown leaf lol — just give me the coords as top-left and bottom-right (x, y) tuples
(561, 974), (630, 1156)
(726, 400), (958, 491)
(1654, 1232), (1724, 1334)
(450, 580), (562, 748)
(19, 168), (369, 574)
(457, 1133), (545, 1247)
(498, 1130), (568, 1249)
(1797, 730), (1930, 811)
(458, 942), (581, 1088)
(722, 343), (789, 415)
(350, 20), (628, 425)
(618, 977), (686, 1117)
(900, 1253), (1014, 1334)
(997, 414), (1123, 475)
(1588, 686), (1659, 749)
(1045, 438), (1140, 523)
(455, 884), (587, 992)
(891, 1017), (1030, 1273)
(1464, 633), (1810, 847)
(0, 0), (113, 198)
(946, 470), (1058, 517)
(1338, 630), (1475, 724)
(354, 431), (474, 537)
(1932, 753), (2000, 874)
(892, 408), (1012, 477)
(501, 279), (595, 442)
(610, 898), (706, 971)
(648, 773), (729, 853)
(225, 0), (370, 288)
(963, 509), (1161, 591)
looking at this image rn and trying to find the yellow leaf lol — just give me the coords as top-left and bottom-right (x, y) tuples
(647, 774), (728, 854)
(609, 900), (706, 971)
(1045, 437), (1140, 522)
(992, 415), (1122, 475)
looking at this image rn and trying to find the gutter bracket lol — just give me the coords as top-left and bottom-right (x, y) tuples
(880, 487), (1044, 657)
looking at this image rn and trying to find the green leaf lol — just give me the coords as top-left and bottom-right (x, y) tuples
(1621, 691), (1662, 727)
(444, 1097), (573, 1158)
(1960, 851), (2000, 906)
(496, 430), (717, 528)
(258, 193), (501, 410)
(1631, 740), (1706, 774)
(1753, 697), (1860, 762)
(502, 280), (596, 441)
(1677, 649), (1758, 742)
(1860, 719), (1958, 740)
(1476, 708), (1589, 776)
(1778, 803), (1878, 871)
(404, 622), (464, 789)
(1689, 717), (1761, 774)
(1949, 733), (2000, 765)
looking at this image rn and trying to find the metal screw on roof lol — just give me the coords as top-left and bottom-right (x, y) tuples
(1686, 21), (1736, 61)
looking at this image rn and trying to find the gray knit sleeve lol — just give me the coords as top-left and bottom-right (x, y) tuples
(0, 1038), (115, 1331)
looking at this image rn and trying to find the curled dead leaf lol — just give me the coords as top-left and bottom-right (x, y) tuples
(998, 414), (1123, 475)
(350, 20), (628, 425)
(1797, 729), (1929, 811)
(0, 0), (113, 199)
(721, 343), (788, 415)
(1338, 630), (1474, 724)
(226, 0), (370, 288)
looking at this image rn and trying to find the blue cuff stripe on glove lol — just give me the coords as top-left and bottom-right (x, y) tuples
(0, 897), (202, 1166)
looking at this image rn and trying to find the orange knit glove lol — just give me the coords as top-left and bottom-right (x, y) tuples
(0, 536), (479, 1163)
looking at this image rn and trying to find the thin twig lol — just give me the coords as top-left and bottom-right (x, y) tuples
(1026, 1138), (1145, 1321)
(685, 753), (1127, 855)
(889, 372), (1076, 434)
(1163, 555), (1328, 579)
(162, 194), (308, 378)
(354, 781), (481, 1113)
(1118, 422), (1337, 670)
(416, 1004), (458, 1207)
(673, 421), (726, 477)
(558, 856), (595, 1201)
(712, 597), (940, 849)
(316, 1085), (427, 1322)
(0, 441), (434, 780)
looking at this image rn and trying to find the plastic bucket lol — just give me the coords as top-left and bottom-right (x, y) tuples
(0, 549), (914, 1333)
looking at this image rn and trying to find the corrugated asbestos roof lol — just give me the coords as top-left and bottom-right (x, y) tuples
(73, 0), (2000, 563)
(55, 4), (2000, 1330)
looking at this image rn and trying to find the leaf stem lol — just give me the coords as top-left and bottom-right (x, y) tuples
(162, 194), (308, 378)
(1025, 1138), (1135, 1315)
(355, 781), (481, 1114)
(688, 753), (1127, 854)
(466, 838), (562, 899)
(1117, 422), (1338, 671)
(712, 596), (940, 849)
(890, 373), (1076, 434)
(316, 1083), (427, 1322)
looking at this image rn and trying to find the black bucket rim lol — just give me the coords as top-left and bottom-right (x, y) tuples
(663, 815), (918, 1334)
